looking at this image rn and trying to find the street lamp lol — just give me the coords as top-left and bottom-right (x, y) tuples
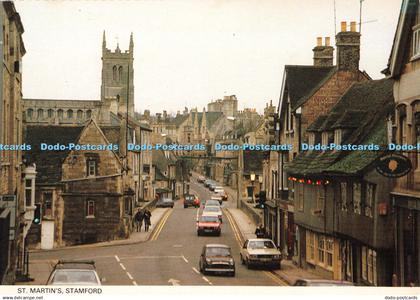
(250, 173), (256, 203)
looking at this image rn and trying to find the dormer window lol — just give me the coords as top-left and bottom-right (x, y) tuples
(334, 129), (342, 145)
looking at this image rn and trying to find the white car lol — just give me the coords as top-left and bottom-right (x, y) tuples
(202, 205), (223, 223)
(210, 194), (223, 205)
(240, 239), (281, 269)
(214, 187), (228, 201)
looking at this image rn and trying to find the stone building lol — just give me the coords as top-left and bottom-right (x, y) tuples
(383, 0), (420, 287)
(23, 31), (135, 125)
(0, 2), (36, 284)
(266, 22), (370, 262)
(24, 117), (143, 248)
(207, 95), (238, 118)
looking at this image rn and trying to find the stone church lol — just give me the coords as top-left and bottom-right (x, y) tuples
(24, 33), (154, 249)
(23, 31), (135, 125)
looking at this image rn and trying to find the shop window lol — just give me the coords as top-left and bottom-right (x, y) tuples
(326, 238), (334, 269)
(318, 235), (325, 265)
(306, 231), (315, 263)
(362, 246), (377, 285)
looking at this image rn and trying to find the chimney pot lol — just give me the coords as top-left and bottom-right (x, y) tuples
(325, 37), (330, 46)
(340, 21), (347, 32)
(350, 21), (357, 32)
(316, 37), (322, 46)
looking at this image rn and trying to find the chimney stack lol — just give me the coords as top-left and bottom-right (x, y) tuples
(336, 20), (360, 71)
(313, 36), (334, 67)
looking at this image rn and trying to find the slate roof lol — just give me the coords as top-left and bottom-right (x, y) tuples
(152, 150), (176, 176)
(286, 78), (394, 177)
(24, 126), (84, 184)
(170, 114), (189, 127)
(284, 65), (336, 111)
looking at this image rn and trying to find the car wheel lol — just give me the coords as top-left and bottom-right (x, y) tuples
(217, 232), (221, 236)
(184, 205), (187, 208)
(197, 231), (201, 236)
(229, 271), (235, 277)
(240, 254), (245, 265)
(245, 258), (251, 269)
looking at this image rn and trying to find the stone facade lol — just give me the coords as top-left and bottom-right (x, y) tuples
(0, 2), (34, 284)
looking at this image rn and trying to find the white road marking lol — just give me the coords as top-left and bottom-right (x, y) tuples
(126, 272), (134, 280)
(202, 276), (212, 285)
(173, 244), (183, 248)
(132, 281), (138, 286)
(119, 263), (126, 271)
(114, 255), (120, 262)
(119, 255), (182, 260)
(182, 255), (189, 263)
(192, 267), (200, 274)
(168, 278), (180, 286)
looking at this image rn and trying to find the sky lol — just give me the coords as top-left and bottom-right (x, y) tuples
(15, 0), (402, 115)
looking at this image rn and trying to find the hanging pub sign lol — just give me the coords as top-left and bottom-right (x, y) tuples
(376, 153), (412, 178)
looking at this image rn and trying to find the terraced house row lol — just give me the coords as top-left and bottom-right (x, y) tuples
(263, 0), (420, 287)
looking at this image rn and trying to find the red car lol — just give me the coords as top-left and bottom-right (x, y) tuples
(197, 215), (221, 236)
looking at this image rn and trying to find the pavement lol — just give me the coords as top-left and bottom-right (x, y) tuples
(29, 207), (169, 253)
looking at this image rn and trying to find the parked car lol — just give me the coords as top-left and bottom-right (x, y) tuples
(197, 175), (206, 183)
(46, 260), (102, 285)
(240, 238), (281, 269)
(203, 205), (223, 223)
(156, 198), (174, 208)
(196, 215), (221, 236)
(293, 279), (354, 286)
(210, 194), (223, 205)
(184, 194), (200, 208)
(199, 244), (235, 276)
(204, 199), (221, 207)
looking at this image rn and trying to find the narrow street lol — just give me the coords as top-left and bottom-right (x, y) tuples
(28, 178), (286, 286)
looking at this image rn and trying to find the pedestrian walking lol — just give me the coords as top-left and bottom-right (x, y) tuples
(134, 209), (144, 232)
(144, 209), (152, 232)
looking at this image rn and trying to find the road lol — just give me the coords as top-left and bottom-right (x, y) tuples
(28, 178), (286, 286)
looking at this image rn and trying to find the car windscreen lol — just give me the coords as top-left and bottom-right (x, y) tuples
(199, 216), (219, 223)
(248, 240), (276, 249)
(204, 207), (220, 212)
(51, 270), (98, 284)
(205, 247), (231, 257)
(162, 199), (172, 202)
(185, 195), (195, 200)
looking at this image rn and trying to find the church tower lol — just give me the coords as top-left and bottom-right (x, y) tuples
(100, 31), (135, 117)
